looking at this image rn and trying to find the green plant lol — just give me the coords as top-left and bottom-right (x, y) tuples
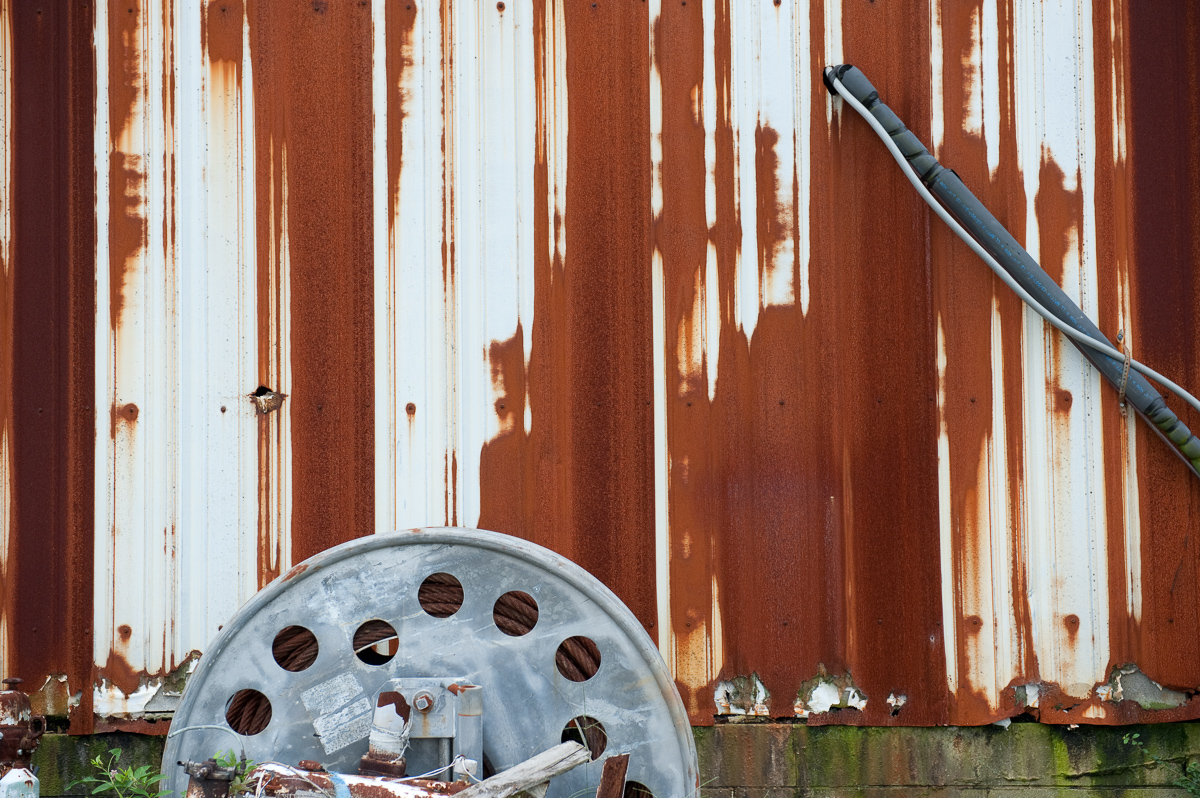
(212, 749), (256, 796)
(69, 749), (169, 798)
(1124, 732), (1200, 796)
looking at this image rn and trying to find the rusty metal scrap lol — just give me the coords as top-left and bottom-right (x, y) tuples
(0, 680), (44, 776)
(246, 764), (466, 798)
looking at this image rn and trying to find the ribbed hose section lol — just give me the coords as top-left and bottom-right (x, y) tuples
(825, 63), (1200, 474)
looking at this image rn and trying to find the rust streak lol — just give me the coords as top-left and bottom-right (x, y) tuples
(477, 0), (656, 642)
(108, 0), (147, 333)
(248, 0), (375, 566)
(8, 0), (97, 732)
(1126, 0), (1200, 691)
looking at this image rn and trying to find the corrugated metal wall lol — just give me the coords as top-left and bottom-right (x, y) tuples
(1, 0), (1198, 733)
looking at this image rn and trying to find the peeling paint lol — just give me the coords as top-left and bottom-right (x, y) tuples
(714, 674), (769, 717)
(795, 668), (868, 718)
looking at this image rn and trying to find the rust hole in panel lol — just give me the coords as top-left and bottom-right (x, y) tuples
(353, 620), (398, 666)
(250, 385), (286, 415)
(418, 573), (463, 618)
(493, 591), (538, 636)
(561, 716), (606, 760)
(272, 626), (318, 672)
(624, 783), (654, 798)
(226, 689), (271, 735)
(117, 624), (132, 642)
(555, 636), (601, 682)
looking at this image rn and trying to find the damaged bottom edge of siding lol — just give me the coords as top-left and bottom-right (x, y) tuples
(713, 664), (1200, 725)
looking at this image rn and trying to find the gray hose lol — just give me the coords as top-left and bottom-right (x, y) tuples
(824, 63), (1200, 476)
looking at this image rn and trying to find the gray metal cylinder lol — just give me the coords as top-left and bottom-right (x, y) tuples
(454, 685), (483, 780)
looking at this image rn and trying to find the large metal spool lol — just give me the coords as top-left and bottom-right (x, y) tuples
(162, 528), (697, 798)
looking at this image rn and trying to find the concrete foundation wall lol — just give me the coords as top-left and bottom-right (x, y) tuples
(30, 723), (1200, 797)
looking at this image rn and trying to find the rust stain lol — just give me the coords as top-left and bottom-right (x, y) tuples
(280, 561), (308, 582)
(800, 0), (945, 725)
(931, 0), (1037, 726)
(386, 0), (417, 241)
(653, 0), (714, 724)
(248, 0), (375, 567)
(1033, 156), (1083, 289)
(1126, 0), (1200, 694)
(477, 0), (656, 641)
(1091, 0), (1138, 677)
(204, 1), (244, 70)
(754, 123), (790, 298)
(96, 650), (142, 699)
(7, 0), (97, 733)
(987, 0), (1036, 697)
(108, 0), (147, 332)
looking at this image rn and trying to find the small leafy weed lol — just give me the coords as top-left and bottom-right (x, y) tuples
(68, 749), (169, 798)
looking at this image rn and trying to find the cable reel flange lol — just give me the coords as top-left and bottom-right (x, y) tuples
(162, 527), (697, 798)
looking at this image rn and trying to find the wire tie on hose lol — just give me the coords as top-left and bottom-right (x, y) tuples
(1117, 330), (1131, 415)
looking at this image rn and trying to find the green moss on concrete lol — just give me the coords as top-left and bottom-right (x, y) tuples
(33, 734), (166, 797)
(29, 722), (1200, 797)
(698, 722), (1200, 793)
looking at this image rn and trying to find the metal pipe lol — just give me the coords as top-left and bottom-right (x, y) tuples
(454, 685), (483, 781)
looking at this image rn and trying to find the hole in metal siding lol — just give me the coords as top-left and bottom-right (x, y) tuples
(555, 636), (601, 682)
(226, 689), (272, 735)
(418, 573), (464, 618)
(560, 715), (606, 760)
(493, 591), (538, 636)
(353, 620), (398, 666)
(272, 626), (319, 672)
(624, 782), (654, 798)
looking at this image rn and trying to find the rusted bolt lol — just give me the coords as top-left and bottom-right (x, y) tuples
(220, 406), (227, 413)
(496, 1), (504, 9)
(413, 691), (434, 714)
(406, 402), (416, 416)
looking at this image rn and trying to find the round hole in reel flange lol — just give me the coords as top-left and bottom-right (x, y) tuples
(418, 572), (464, 618)
(225, 689), (272, 735)
(272, 625), (318, 672)
(560, 715), (607, 760)
(493, 590), (538, 636)
(555, 635), (601, 681)
(353, 619), (398, 665)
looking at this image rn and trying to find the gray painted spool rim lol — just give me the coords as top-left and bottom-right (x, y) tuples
(162, 527), (698, 798)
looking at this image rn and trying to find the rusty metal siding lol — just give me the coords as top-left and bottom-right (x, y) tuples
(1, 0), (1200, 731)
(5, 0), (97, 732)
(1126, 1), (1200, 691)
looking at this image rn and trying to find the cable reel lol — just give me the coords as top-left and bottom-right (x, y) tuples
(162, 528), (697, 798)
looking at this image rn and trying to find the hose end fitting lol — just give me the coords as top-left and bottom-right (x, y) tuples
(823, 64), (855, 96)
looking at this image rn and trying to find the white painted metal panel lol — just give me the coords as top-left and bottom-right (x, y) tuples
(1015, 0), (1110, 696)
(176, 0), (260, 657)
(94, 0), (181, 714)
(381, 0), (454, 531)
